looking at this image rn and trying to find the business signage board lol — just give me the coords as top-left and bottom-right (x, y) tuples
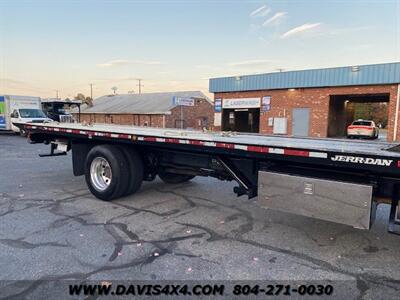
(261, 96), (271, 112)
(214, 112), (222, 126)
(172, 96), (195, 107)
(214, 98), (222, 112)
(222, 97), (260, 109)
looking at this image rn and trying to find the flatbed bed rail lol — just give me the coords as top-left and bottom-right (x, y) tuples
(19, 122), (400, 235)
(24, 122), (400, 176)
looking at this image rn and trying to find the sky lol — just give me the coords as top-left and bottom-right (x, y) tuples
(0, 0), (399, 99)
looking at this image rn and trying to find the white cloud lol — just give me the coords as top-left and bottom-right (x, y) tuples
(97, 59), (164, 67)
(250, 5), (270, 17)
(280, 23), (321, 39)
(228, 59), (275, 68)
(262, 12), (287, 26)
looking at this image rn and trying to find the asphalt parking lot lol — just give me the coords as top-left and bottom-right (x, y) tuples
(1, 134), (400, 299)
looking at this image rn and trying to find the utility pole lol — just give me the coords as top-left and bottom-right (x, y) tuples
(89, 83), (93, 99)
(136, 79), (143, 94)
(55, 90), (59, 99)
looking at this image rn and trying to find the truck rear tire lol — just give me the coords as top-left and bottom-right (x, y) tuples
(85, 145), (130, 201)
(158, 170), (195, 184)
(118, 146), (144, 196)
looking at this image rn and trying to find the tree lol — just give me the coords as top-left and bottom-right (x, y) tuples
(74, 93), (85, 101)
(84, 97), (93, 107)
(74, 93), (93, 107)
(353, 102), (388, 128)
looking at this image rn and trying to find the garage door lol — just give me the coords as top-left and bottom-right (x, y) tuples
(292, 108), (310, 136)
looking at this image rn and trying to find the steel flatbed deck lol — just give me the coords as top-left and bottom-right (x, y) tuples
(24, 122), (400, 156)
(20, 121), (400, 234)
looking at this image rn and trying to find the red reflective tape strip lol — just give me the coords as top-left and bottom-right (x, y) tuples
(190, 140), (204, 146)
(119, 134), (130, 139)
(216, 142), (235, 149)
(144, 137), (157, 142)
(248, 145), (269, 153)
(284, 149), (310, 157)
(165, 138), (180, 144)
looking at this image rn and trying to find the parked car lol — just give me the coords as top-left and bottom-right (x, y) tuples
(347, 120), (379, 139)
(0, 95), (52, 136)
(10, 108), (52, 136)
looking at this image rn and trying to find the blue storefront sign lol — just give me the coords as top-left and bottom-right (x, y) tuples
(214, 98), (222, 112)
(261, 96), (271, 112)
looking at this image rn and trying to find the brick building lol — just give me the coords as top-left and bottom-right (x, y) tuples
(210, 62), (400, 141)
(75, 91), (214, 130)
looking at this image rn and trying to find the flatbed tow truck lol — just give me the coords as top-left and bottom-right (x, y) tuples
(16, 121), (400, 235)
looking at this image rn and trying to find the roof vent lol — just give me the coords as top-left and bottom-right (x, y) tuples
(351, 66), (360, 72)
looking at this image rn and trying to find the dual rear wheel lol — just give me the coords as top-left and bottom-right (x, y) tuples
(85, 145), (143, 201)
(84, 145), (194, 201)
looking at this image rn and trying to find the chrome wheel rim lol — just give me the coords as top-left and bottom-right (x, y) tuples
(90, 157), (112, 191)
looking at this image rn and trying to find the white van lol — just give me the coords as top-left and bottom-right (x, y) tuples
(0, 95), (52, 135)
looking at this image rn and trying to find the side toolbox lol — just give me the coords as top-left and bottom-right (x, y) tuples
(258, 171), (375, 230)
